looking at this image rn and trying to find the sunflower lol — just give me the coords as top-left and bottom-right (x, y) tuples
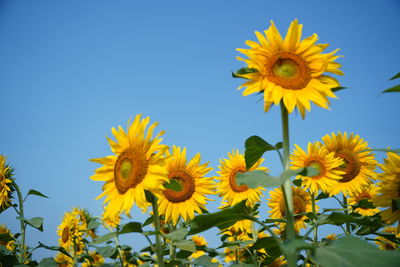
(268, 186), (314, 232)
(322, 132), (377, 196)
(72, 207), (97, 239)
(290, 142), (344, 194)
(82, 251), (104, 267)
(268, 256), (287, 267)
(236, 19), (342, 118)
(373, 152), (400, 224)
(0, 224), (15, 251)
(54, 252), (73, 267)
(216, 149), (268, 207)
(90, 114), (169, 221)
(375, 226), (399, 250)
(191, 235), (207, 259)
(57, 210), (85, 254)
(222, 219), (253, 241)
(158, 146), (214, 224)
(224, 247), (247, 263)
(325, 234), (337, 240)
(348, 185), (380, 216)
(0, 155), (13, 210)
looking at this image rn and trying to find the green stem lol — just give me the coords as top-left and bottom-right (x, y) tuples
(151, 196), (165, 267)
(311, 193), (318, 244)
(343, 195), (351, 235)
(251, 221), (258, 264)
(14, 184), (26, 263)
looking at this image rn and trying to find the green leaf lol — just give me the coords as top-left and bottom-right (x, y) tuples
(389, 72), (400, 80)
(192, 255), (219, 267)
(163, 179), (182, 191)
(292, 179), (302, 187)
(332, 86), (347, 92)
(391, 198), (400, 211)
(175, 250), (193, 259)
(37, 242), (71, 257)
(352, 199), (375, 209)
(174, 239), (196, 252)
(26, 189), (49, 199)
(96, 246), (117, 258)
(119, 222), (143, 234)
(18, 216), (44, 231)
(142, 216), (153, 227)
(91, 232), (117, 245)
(163, 228), (188, 241)
(244, 136), (280, 169)
(0, 233), (14, 243)
(232, 67), (258, 78)
(314, 236), (400, 267)
(315, 191), (330, 200)
(87, 219), (101, 230)
(228, 264), (256, 267)
(236, 167), (318, 189)
(38, 257), (58, 267)
(382, 85), (400, 94)
(189, 201), (253, 235)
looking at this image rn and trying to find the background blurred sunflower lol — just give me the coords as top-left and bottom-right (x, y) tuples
(373, 152), (400, 224)
(0, 155), (13, 210)
(322, 132), (377, 196)
(90, 114), (169, 221)
(236, 19), (342, 117)
(57, 210), (85, 255)
(191, 235), (207, 259)
(216, 149), (268, 207)
(158, 146), (214, 224)
(348, 184), (380, 216)
(268, 186), (315, 232)
(375, 226), (399, 250)
(290, 142), (344, 194)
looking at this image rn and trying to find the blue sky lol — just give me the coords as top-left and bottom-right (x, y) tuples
(1, 0), (399, 262)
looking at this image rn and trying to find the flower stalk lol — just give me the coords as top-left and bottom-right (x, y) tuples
(151, 195), (165, 267)
(14, 183), (26, 263)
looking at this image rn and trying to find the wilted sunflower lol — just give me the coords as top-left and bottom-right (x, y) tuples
(373, 152), (400, 224)
(375, 226), (399, 250)
(268, 186), (315, 232)
(290, 142), (344, 194)
(322, 132), (377, 196)
(0, 224), (15, 251)
(57, 210), (86, 254)
(191, 235), (207, 259)
(91, 114), (169, 221)
(216, 149), (268, 207)
(0, 155), (13, 210)
(236, 19), (342, 118)
(348, 185), (380, 216)
(158, 146), (214, 224)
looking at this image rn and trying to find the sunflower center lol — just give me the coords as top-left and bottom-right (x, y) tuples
(307, 160), (324, 179)
(62, 226), (69, 243)
(266, 52), (311, 90)
(162, 170), (195, 203)
(229, 168), (248, 193)
(356, 192), (371, 202)
(335, 151), (361, 183)
(114, 147), (149, 194)
(279, 194), (306, 220)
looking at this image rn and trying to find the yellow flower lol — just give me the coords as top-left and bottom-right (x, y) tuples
(222, 219), (253, 241)
(54, 252), (73, 267)
(268, 186), (315, 232)
(291, 142), (344, 194)
(102, 209), (121, 229)
(224, 247), (247, 263)
(268, 256), (287, 267)
(191, 235), (208, 259)
(0, 155), (13, 209)
(375, 226), (399, 250)
(322, 132), (377, 196)
(57, 210), (86, 254)
(236, 19), (342, 118)
(90, 114), (169, 221)
(348, 185), (380, 216)
(373, 152), (400, 224)
(158, 146), (214, 224)
(0, 224), (15, 251)
(216, 149), (268, 207)
(82, 251), (104, 267)
(325, 234), (337, 240)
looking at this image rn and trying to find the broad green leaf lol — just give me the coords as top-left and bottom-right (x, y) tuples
(96, 246), (117, 258)
(351, 199), (375, 209)
(91, 232), (117, 245)
(142, 216), (153, 227)
(332, 86), (347, 92)
(192, 255), (219, 267)
(382, 85), (400, 94)
(315, 191), (330, 200)
(87, 219), (101, 230)
(163, 227), (188, 241)
(38, 257), (58, 267)
(163, 179), (182, 191)
(26, 189), (49, 199)
(119, 222), (143, 234)
(189, 201), (253, 235)
(389, 72), (400, 80)
(292, 179), (302, 187)
(175, 250), (193, 259)
(251, 236), (281, 253)
(391, 198), (400, 211)
(232, 67), (258, 78)
(37, 242), (71, 257)
(174, 239), (196, 252)
(244, 136), (280, 169)
(282, 238), (313, 256)
(18, 216), (44, 231)
(236, 167), (318, 189)
(314, 236), (400, 267)
(0, 233), (14, 243)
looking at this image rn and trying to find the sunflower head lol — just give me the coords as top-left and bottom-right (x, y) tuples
(57, 209), (86, 254)
(375, 226), (399, 250)
(322, 132), (377, 196)
(191, 235), (208, 259)
(216, 149), (268, 207)
(0, 224), (15, 251)
(158, 146), (214, 225)
(348, 185), (380, 216)
(291, 142), (344, 194)
(90, 114), (169, 221)
(236, 19), (343, 118)
(82, 251), (104, 267)
(55, 252), (74, 267)
(0, 155), (14, 211)
(373, 152), (400, 224)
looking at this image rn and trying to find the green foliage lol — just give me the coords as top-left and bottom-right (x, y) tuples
(332, 86), (347, 92)
(87, 218), (101, 230)
(389, 72), (400, 80)
(91, 232), (117, 245)
(119, 222), (143, 234)
(163, 228), (189, 241)
(313, 236), (400, 267)
(164, 179), (183, 191)
(96, 246), (118, 258)
(381, 72), (400, 94)
(244, 136), (282, 169)
(17, 216), (44, 232)
(391, 198), (400, 211)
(38, 257), (57, 267)
(25, 189), (49, 201)
(174, 239), (196, 252)
(37, 242), (71, 258)
(232, 67), (258, 78)
(192, 255), (219, 267)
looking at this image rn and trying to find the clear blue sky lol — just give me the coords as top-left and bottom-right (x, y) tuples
(1, 0), (399, 262)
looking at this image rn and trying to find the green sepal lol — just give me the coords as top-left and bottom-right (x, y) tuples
(232, 67), (258, 78)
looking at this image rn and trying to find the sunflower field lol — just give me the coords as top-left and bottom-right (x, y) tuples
(1, 8), (400, 267)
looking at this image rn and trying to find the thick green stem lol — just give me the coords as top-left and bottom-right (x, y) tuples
(311, 193), (318, 243)
(343, 195), (351, 235)
(151, 196), (165, 267)
(251, 221), (258, 264)
(14, 184), (26, 263)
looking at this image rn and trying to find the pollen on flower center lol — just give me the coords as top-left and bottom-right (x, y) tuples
(229, 168), (248, 193)
(163, 170), (195, 203)
(265, 52), (311, 90)
(114, 148), (149, 194)
(335, 151), (361, 183)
